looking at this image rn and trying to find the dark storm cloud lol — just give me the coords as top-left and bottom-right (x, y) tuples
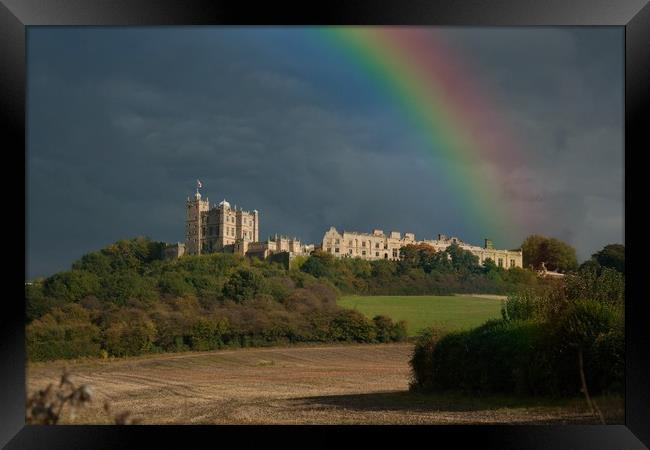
(436, 28), (623, 251)
(26, 27), (623, 278)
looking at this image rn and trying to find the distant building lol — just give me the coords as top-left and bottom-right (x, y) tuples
(321, 226), (415, 261)
(321, 226), (523, 269)
(185, 191), (259, 255)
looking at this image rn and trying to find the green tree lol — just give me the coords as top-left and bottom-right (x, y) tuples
(27, 304), (101, 361)
(158, 270), (195, 297)
(189, 317), (230, 350)
(591, 244), (624, 274)
(300, 251), (335, 278)
(222, 269), (265, 303)
(555, 299), (619, 423)
(103, 309), (157, 357)
(329, 310), (377, 342)
(42, 270), (101, 303)
(446, 243), (480, 273)
(521, 235), (578, 272)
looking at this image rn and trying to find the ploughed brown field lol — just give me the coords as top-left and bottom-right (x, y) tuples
(26, 343), (623, 424)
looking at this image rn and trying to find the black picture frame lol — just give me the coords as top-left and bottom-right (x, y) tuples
(3, 0), (648, 448)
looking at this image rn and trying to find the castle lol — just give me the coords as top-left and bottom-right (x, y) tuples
(164, 188), (311, 261)
(166, 186), (522, 269)
(185, 190), (259, 255)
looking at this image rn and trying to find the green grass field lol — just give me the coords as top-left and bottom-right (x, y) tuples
(338, 295), (504, 336)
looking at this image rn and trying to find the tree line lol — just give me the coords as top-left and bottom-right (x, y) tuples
(26, 234), (623, 363)
(26, 238), (407, 361)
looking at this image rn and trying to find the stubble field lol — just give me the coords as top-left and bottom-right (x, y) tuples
(26, 343), (623, 425)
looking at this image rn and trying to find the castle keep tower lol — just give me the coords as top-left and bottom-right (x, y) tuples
(184, 185), (260, 256)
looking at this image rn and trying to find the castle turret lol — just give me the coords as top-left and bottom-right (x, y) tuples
(185, 189), (209, 255)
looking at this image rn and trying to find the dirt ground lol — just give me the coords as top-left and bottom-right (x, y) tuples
(26, 343), (623, 424)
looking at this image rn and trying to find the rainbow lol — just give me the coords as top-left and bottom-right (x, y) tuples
(315, 27), (529, 246)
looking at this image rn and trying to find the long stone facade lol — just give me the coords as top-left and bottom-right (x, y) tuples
(320, 226), (523, 269)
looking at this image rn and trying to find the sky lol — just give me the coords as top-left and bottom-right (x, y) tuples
(26, 27), (624, 279)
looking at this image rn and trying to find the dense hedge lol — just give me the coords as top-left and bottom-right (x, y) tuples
(26, 304), (102, 361)
(410, 316), (623, 396)
(410, 267), (625, 397)
(27, 295), (408, 361)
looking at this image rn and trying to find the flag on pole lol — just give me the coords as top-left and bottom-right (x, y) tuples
(197, 179), (203, 188)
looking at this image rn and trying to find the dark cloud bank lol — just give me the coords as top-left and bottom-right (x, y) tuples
(27, 27), (623, 279)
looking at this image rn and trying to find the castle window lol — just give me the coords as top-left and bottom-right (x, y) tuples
(362, 242), (366, 247)
(375, 252), (379, 257)
(327, 247), (332, 253)
(335, 239), (340, 245)
(349, 249), (353, 254)
(498, 258), (503, 267)
(335, 248), (340, 253)
(362, 250), (366, 256)
(510, 259), (515, 268)
(375, 243), (379, 249)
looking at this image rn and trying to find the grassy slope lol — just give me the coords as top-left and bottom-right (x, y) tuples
(338, 295), (503, 335)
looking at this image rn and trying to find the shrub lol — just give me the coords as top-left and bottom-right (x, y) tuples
(410, 320), (560, 395)
(42, 270), (101, 304)
(409, 327), (447, 391)
(222, 269), (265, 303)
(103, 309), (157, 357)
(564, 267), (624, 308)
(391, 320), (408, 342)
(373, 315), (408, 343)
(589, 326), (624, 395)
(300, 251), (335, 278)
(158, 271), (195, 297)
(329, 310), (377, 342)
(411, 303), (623, 397)
(555, 299), (618, 349)
(552, 299), (623, 395)
(501, 290), (539, 322)
(189, 317), (229, 351)
(373, 315), (394, 343)
(27, 304), (101, 361)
